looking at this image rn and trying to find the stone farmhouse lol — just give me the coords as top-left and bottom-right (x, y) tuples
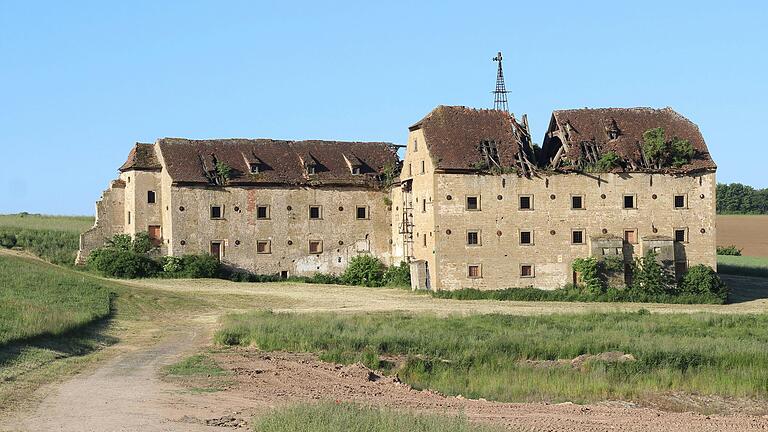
(78, 105), (717, 290)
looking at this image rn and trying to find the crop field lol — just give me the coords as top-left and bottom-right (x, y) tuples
(717, 215), (768, 257)
(0, 214), (93, 233)
(0, 214), (93, 265)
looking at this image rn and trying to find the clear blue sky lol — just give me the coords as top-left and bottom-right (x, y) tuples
(1, 1), (766, 215)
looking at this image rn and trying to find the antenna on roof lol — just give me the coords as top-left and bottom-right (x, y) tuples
(492, 51), (509, 112)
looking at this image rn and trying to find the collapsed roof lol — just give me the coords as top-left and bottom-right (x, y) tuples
(409, 105), (538, 175)
(119, 143), (161, 172)
(153, 138), (399, 187)
(541, 107), (716, 173)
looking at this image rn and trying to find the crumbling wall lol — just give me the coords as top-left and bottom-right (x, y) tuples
(76, 180), (126, 265)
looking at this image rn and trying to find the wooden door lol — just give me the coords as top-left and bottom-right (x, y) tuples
(148, 225), (162, 246)
(210, 242), (222, 261)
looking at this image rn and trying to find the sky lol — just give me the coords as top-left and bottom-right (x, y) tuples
(1, 1), (766, 215)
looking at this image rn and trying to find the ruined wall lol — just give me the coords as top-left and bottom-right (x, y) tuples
(76, 180), (126, 264)
(398, 129), (439, 288)
(166, 185), (392, 276)
(430, 171), (716, 290)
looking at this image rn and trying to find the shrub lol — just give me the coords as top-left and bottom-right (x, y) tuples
(642, 127), (694, 168)
(88, 247), (160, 278)
(679, 265), (729, 301)
(631, 250), (676, 295)
(592, 151), (621, 171)
(161, 255), (183, 273)
(716, 245), (742, 256)
(177, 254), (221, 278)
(306, 272), (344, 284)
(572, 257), (603, 294)
(383, 261), (411, 287)
(341, 255), (385, 287)
(1, 228), (80, 265)
(0, 232), (17, 248)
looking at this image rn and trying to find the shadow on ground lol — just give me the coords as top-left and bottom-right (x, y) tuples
(721, 274), (768, 303)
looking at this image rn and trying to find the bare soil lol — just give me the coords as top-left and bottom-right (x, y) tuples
(717, 215), (768, 256)
(2, 272), (768, 431)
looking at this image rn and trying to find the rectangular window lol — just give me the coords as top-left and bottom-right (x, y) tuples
(467, 230), (480, 246)
(256, 205), (270, 219)
(571, 230), (585, 245)
(309, 240), (323, 254)
(466, 196), (480, 211)
(210, 205), (223, 219)
(674, 228), (687, 243)
(127, 211), (131, 224)
(257, 240), (271, 254)
(674, 194), (686, 209)
(521, 264), (534, 278)
(147, 190), (156, 204)
(420, 160), (425, 174)
(520, 230), (532, 245)
(356, 206), (368, 220)
(423, 233), (427, 247)
(468, 264), (481, 278)
(624, 229), (637, 244)
(422, 199), (426, 213)
(571, 195), (584, 210)
(309, 205), (322, 220)
(623, 195), (636, 209)
(519, 195), (532, 210)
(408, 163), (412, 177)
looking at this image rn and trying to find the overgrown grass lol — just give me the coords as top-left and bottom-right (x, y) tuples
(718, 255), (768, 278)
(0, 254), (112, 347)
(431, 286), (725, 304)
(164, 354), (227, 377)
(252, 402), (503, 432)
(0, 213), (93, 233)
(217, 311), (768, 404)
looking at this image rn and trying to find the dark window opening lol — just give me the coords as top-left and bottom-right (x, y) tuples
(572, 230), (584, 244)
(521, 265), (533, 277)
(623, 195), (635, 209)
(468, 265), (481, 278)
(467, 231), (480, 245)
(256, 205), (269, 219)
(519, 195), (532, 210)
(309, 240), (322, 254)
(356, 206), (368, 219)
(520, 231), (532, 245)
(147, 191), (156, 204)
(257, 240), (271, 254)
(571, 195), (583, 209)
(675, 229), (687, 242)
(210, 206), (222, 219)
(674, 195), (686, 209)
(309, 206), (322, 219)
(466, 196), (479, 210)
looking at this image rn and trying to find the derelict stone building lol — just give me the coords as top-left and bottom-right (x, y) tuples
(79, 104), (717, 290)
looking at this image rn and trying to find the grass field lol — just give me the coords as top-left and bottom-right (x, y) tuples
(718, 255), (768, 278)
(0, 214), (93, 233)
(0, 254), (112, 347)
(717, 215), (768, 257)
(217, 310), (768, 404)
(252, 402), (503, 432)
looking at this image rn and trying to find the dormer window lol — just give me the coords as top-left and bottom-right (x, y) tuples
(249, 163), (260, 174)
(606, 118), (621, 140)
(352, 166), (361, 175)
(242, 151), (265, 175)
(307, 165), (317, 175)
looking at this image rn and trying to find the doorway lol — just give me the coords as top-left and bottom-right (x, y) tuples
(210, 241), (224, 261)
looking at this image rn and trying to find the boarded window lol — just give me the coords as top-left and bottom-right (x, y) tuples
(674, 195), (686, 209)
(572, 230), (584, 244)
(148, 225), (161, 246)
(256, 205), (269, 219)
(466, 196), (479, 211)
(356, 206), (368, 219)
(210, 241), (223, 261)
(521, 265), (534, 277)
(309, 206), (322, 219)
(571, 195), (583, 209)
(468, 265), (481, 278)
(675, 228), (687, 242)
(309, 240), (323, 254)
(257, 240), (271, 254)
(147, 191), (156, 204)
(520, 230), (532, 245)
(210, 206), (222, 219)
(623, 195), (635, 209)
(467, 231), (480, 245)
(519, 195), (532, 210)
(624, 229), (637, 244)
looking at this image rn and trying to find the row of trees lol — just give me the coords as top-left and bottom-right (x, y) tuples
(717, 183), (768, 214)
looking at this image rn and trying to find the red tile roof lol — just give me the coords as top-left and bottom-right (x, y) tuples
(543, 107), (716, 173)
(156, 138), (398, 187)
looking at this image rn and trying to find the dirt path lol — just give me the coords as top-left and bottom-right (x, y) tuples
(2, 272), (768, 431)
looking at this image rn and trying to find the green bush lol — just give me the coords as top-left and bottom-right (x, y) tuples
(0, 232), (17, 248)
(383, 261), (411, 287)
(341, 255), (385, 287)
(572, 257), (602, 294)
(631, 250), (676, 295)
(642, 127), (694, 168)
(174, 254), (221, 278)
(88, 247), (160, 278)
(161, 255), (183, 273)
(716, 245), (742, 256)
(432, 286), (724, 304)
(679, 265), (728, 301)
